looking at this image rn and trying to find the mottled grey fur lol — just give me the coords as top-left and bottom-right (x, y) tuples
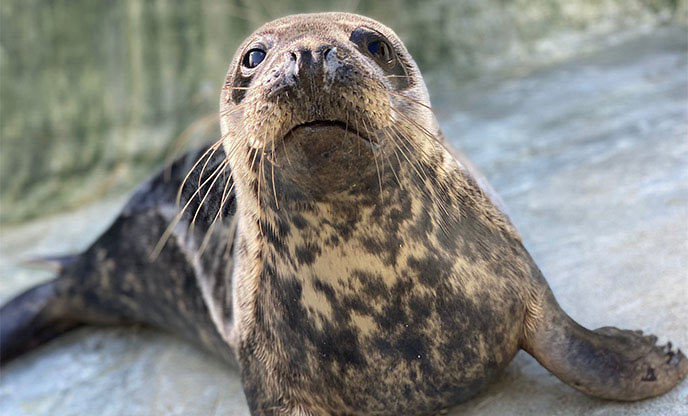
(1, 12), (686, 416)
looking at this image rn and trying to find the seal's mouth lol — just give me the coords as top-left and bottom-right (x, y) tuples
(283, 120), (378, 149)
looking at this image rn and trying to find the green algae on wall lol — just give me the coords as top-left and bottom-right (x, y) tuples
(0, 0), (684, 223)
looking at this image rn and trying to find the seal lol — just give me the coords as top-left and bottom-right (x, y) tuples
(1, 12), (686, 416)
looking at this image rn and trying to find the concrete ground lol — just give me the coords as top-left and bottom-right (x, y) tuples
(1, 27), (686, 415)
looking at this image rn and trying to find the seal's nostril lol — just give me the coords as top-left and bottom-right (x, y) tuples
(285, 45), (336, 80)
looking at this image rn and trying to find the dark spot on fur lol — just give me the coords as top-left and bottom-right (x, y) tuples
(317, 325), (366, 368)
(408, 295), (432, 321)
(361, 236), (383, 255)
(275, 216), (291, 238)
(374, 337), (394, 355)
(397, 333), (426, 361)
(313, 278), (336, 299)
(406, 255), (451, 288)
(377, 301), (407, 331)
(259, 219), (286, 252)
(352, 270), (387, 299)
(291, 213), (308, 229)
(295, 241), (321, 265)
(641, 367), (656, 382)
(410, 205), (433, 237)
(326, 233), (340, 246)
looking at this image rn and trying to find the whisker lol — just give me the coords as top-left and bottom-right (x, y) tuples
(176, 138), (224, 207)
(277, 97), (294, 167)
(387, 123), (450, 219)
(175, 104), (248, 212)
(222, 128), (245, 166)
(249, 145), (261, 174)
(388, 123), (429, 184)
(380, 129), (403, 188)
(163, 112), (219, 180)
(270, 136), (280, 210)
(391, 106), (445, 149)
(256, 136), (266, 235)
(258, 139), (266, 206)
(189, 159), (229, 234)
(197, 146), (222, 193)
(360, 118), (384, 198)
(150, 158), (229, 260)
(197, 172), (236, 258)
(365, 74), (436, 114)
(175, 114), (217, 146)
(219, 101), (249, 117)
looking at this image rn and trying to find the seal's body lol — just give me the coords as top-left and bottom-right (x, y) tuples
(2, 12), (686, 416)
(1, 149), (237, 364)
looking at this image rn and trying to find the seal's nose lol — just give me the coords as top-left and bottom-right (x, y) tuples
(288, 44), (335, 79)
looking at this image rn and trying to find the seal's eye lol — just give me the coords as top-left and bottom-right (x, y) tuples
(243, 48), (266, 69)
(367, 39), (393, 64)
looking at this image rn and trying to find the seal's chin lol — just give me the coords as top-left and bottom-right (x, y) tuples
(279, 119), (378, 165)
(269, 118), (381, 196)
(283, 120), (378, 150)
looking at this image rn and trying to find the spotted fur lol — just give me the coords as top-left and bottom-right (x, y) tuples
(1, 12), (685, 416)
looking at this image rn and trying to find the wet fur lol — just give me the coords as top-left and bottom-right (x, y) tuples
(1, 12), (686, 416)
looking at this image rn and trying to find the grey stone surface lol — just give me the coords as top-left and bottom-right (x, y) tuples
(1, 27), (686, 415)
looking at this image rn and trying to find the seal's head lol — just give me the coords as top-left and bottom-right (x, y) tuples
(220, 12), (438, 203)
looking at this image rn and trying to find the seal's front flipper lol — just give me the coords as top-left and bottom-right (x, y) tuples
(0, 279), (80, 363)
(523, 292), (688, 401)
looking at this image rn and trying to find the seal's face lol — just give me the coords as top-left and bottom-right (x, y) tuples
(220, 13), (436, 202)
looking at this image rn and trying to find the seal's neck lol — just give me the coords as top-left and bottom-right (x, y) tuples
(230, 144), (470, 331)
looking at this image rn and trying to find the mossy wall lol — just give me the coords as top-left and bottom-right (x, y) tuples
(1, 0), (684, 222)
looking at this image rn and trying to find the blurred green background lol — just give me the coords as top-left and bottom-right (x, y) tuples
(0, 0), (685, 223)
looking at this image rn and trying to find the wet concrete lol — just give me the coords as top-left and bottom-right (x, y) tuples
(1, 27), (686, 415)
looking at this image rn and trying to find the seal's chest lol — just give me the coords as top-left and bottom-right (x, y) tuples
(256, 237), (518, 412)
(246, 188), (525, 410)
